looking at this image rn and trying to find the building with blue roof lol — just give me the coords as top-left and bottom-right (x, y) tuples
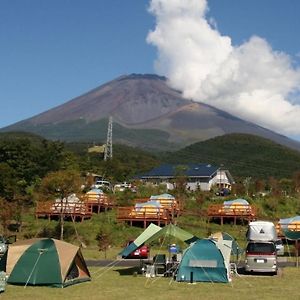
(137, 163), (234, 191)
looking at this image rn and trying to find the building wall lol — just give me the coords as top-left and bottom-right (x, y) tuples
(211, 170), (232, 189)
(140, 169), (233, 191)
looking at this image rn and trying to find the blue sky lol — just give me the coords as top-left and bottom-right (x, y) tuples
(1, 0), (300, 139)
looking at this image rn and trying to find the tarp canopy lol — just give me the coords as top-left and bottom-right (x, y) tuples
(279, 216), (300, 240)
(6, 238), (90, 288)
(120, 223), (161, 258)
(176, 239), (232, 283)
(119, 223), (198, 258)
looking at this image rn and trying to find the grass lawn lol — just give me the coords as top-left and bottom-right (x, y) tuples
(1, 266), (300, 300)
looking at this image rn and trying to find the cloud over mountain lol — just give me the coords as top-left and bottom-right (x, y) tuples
(147, 0), (300, 137)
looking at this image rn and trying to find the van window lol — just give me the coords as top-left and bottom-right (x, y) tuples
(246, 242), (275, 254)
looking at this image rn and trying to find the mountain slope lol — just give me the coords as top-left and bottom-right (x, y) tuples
(163, 133), (300, 179)
(2, 74), (300, 152)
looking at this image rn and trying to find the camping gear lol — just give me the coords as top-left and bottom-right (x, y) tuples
(153, 254), (167, 276)
(119, 223), (198, 258)
(246, 221), (277, 242)
(176, 239), (232, 283)
(6, 238), (90, 287)
(279, 216), (300, 240)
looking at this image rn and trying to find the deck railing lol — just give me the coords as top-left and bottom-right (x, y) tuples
(207, 204), (257, 217)
(35, 201), (92, 220)
(117, 206), (171, 221)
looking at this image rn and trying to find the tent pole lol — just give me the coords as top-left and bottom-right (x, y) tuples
(296, 240), (299, 268)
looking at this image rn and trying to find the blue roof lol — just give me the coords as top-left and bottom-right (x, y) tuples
(139, 164), (219, 178)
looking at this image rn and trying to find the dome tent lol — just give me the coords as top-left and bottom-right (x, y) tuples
(209, 231), (242, 257)
(176, 238), (232, 283)
(6, 238), (90, 287)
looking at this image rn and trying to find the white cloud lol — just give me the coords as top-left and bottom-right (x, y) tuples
(147, 0), (300, 136)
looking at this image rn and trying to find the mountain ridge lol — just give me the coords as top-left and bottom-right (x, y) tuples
(2, 73), (300, 152)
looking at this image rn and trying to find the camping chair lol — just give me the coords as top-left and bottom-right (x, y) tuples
(153, 254), (166, 276)
(230, 262), (241, 277)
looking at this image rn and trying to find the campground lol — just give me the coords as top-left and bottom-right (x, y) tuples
(1, 266), (300, 300)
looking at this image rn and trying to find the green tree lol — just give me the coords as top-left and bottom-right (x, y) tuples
(0, 163), (17, 200)
(292, 171), (300, 194)
(268, 177), (280, 197)
(96, 227), (112, 259)
(38, 170), (82, 240)
(279, 178), (293, 197)
(0, 197), (14, 234)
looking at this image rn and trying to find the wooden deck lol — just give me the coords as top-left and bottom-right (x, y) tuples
(35, 201), (92, 222)
(207, 204), (257, 225)
(35, 192), (114, 221)
(116, 206), (172, 228)
(83, 193), (115, 213)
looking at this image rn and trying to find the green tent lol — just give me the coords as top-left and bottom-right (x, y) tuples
(6, 238), (91, 287)
(119, 223), (198, 258)
(176, 238), (232, 283)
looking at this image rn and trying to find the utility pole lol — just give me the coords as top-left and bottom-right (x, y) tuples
(104, 116), (113, 161)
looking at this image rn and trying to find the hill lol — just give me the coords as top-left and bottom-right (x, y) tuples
(162, 133), (300, 179)
(2, 74), (300, 152)
(2, 131), (300, 180)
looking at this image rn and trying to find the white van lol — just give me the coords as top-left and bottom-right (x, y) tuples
(92, 180), (112, 191)
(245, 241), (277, 274)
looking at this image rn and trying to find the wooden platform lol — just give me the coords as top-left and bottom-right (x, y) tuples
(84, 194), (115, 213)
(35, 201), (92, 222)
(207, 204), (257, 225)
(116, 206), (171, 228)
(36, 192), (114, 222)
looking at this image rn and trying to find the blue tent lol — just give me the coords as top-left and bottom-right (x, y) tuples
(176, 239), (232, 283)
